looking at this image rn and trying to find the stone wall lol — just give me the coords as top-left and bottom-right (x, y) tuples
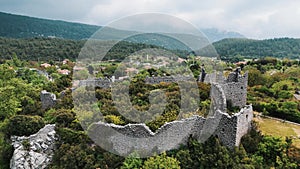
(203, 71), (225, 84)
(10, 124), (57, 169)
(88, 116), (202, 157)
(145, 76), (193, 84)
(220, 72), (248, 108)
(202, 71), (248, 108)
(210, 83), (227, 113)
(78, 78), (112, 88)
(77, 76), (195, 89)
(40, 90), (56, 109)
(88, 105), (253, 157)
(235, 105), (253, 146)
(145, 76), (175, 84)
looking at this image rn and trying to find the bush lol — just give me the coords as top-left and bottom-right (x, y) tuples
(252, 102), (266, 113)
(276, 91), (292, 99)
(6, 115), (45, 136)
(50, 143), (97, 169)
(56, 127), (89, 145)
(143, 152), (180, 169)
(255, 86), (274, 97)
(44, 109), (75, 128)
(104, 115), (125, 125)
(121, 153), (143, 169)
(0, 131), (13, 169)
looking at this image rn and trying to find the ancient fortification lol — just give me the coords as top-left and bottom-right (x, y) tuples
(40, 90), (57, 110)
(83, 69), (253, 157)
(39, 68), (252, 157)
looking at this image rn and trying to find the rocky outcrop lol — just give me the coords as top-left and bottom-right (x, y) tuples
(10, 124), (57, 169)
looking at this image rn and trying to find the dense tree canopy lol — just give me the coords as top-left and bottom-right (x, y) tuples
(214, 38), (300, 61)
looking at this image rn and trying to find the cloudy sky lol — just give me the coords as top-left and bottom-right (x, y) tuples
(1, 0), (300, 39)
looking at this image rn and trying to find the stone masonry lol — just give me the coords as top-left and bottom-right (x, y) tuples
(87, 70), (253, 157)
(40, 90), (56, 109)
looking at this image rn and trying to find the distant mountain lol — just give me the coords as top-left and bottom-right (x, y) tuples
(0, 12), (244, 42)
(213, 38), (300, 60)
(0, 12), (99, 39)
(201, 28), (245, 42)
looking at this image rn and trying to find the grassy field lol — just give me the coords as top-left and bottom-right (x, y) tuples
(254, 114), (300, 148)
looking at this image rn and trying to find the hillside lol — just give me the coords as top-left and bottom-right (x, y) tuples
(213, 38), (300, 61)
(1, 37), (300, 61)
(0, 12), (244, 42)
(0, 37), (190, 61)
(0, 12), (99, 39)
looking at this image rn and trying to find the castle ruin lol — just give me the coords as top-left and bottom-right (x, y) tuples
(85, 69), (253, 157)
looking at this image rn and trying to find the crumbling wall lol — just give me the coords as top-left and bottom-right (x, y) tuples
(210, 83), (227, 113)
(235, 105), (253, 146)
(221, 72), (248, 108)
(88, 116), (203, 157)
(145, 76), (175, 84)
(78, 76), (195, 88)
(88, 105), (253, 157)
(204, 71), (225, 84)
(145, 76), (194, 84)
(214, 111), (237, 148)
(78, 78), (111, 88)
(40, 90), (56, 109)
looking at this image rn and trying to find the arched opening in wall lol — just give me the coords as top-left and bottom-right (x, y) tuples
(246, 115), (248, 119)
(222, 128), (225, 132)
(241, 86), (243, 90)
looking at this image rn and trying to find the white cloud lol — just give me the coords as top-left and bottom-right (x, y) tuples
(1, 0), (300, 39)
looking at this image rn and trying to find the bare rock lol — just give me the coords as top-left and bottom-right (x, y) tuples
(10, 124), (56, 169)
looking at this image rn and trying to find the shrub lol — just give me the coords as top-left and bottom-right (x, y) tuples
(121, 153), (143, 169)
(143, 152), (180, 169)
(104, 115), (125, 125)
(44, 109), (75, 128)
(276, 91), (292, 99)
(6, 115), (45, 136)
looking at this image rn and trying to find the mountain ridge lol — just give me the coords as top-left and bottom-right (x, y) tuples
(0, 11), (244, 42)
(213, 37), (300, 61)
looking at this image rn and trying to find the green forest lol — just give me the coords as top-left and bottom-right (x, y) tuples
(0, 12), (99, 39)
(214, 38), (300, 61)
(2, 37), (300, 63)
(0, 37), (191, 61)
